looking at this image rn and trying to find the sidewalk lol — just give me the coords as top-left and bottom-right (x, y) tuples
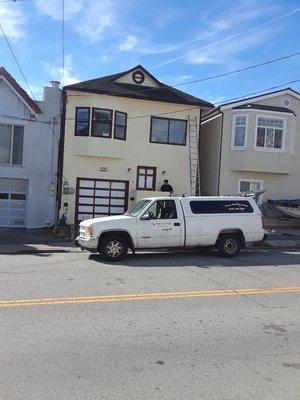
(0, 228), (77, 255)
(0, 227), (299, 255)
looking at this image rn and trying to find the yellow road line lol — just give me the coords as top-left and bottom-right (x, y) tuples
(0, 287), (299, 308)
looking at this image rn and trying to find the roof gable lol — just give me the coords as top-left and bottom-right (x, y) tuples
(64, 64), (213, 108)
(0, 66), (40, 114)
(220, 88), (300, 110)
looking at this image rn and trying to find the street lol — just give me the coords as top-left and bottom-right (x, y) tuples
(1, 248), (300, 399)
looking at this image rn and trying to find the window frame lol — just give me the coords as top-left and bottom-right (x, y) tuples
(136, 166), (157, 191)
(113, 111), (127, 141)
(91, 107), (113, 138)
(150, 116), (187, 146)
(74, 107), (90, 137)
(0, 123), (24, 166)
(231, 113), (248, 150)
(254, 114), (286, 153)
(238, 179), (263, 203)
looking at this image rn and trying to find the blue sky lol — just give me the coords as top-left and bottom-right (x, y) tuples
(0, 0), (300, 104)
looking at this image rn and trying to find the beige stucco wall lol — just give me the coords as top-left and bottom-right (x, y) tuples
(61, 90), (202, 224)
(219, 93), (300, 200)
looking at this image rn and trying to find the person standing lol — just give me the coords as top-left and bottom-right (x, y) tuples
(160, 180), (174, 194)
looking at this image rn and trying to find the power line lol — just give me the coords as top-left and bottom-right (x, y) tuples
(173, 52), (300, 87)
(0, 113), (54, 124)
(150, 7), (300, 70)
(213, 78), (300, 106)
(62, 0), (65, 87)
(0, 22), (61, 143)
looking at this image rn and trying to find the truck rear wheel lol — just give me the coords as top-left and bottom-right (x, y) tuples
(217, 234), (241, 258)
(99, 235), (128, 261)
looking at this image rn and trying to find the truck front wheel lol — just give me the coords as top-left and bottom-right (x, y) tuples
(99, 235), (128, 261)
(216, 234), (241, 258)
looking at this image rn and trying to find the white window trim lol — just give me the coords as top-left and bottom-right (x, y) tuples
(231, 113), (248, 150)
(0, 123), (24, 166)
(238, 179), (264, 203)
(253, 114), (286, 153)
(290, 119), (296, 156)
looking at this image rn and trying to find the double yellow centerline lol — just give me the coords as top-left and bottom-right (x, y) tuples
(1, 286), (300, 308)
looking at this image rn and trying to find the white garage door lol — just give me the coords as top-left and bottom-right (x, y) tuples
(0, 179), (28, 228)
(75, 178), (129, 224)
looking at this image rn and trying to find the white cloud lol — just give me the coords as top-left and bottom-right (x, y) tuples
(45, 54), (79, 86)
(0, 4), (25, 40)
(119, 35), (138, 51)
(77, 1), (117, 43)
(35, 0), (84, 21)
(187, 27), (275, 65)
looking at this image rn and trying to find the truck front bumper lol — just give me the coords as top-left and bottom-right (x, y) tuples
(76, 236), (98, 253)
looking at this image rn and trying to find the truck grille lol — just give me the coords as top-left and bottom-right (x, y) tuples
(79, 226), (85, 237)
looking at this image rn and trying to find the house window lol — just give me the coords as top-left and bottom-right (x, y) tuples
(91, 108), (113, 138)
(114, 111), (127, 140)
(150, 117), (187, 145)
(137, 166), (156, 190)
(255, 116), (285, 151)
(75, 107), (90, 136)
(0, 124), (24, 165)
(239, 179), (263, 203)
(232, 115), (247, 148)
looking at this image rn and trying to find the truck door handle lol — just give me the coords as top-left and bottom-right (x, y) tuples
(174, 222), (180, 226)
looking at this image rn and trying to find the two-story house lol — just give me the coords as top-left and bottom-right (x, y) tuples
(200, 88), (300, 203)
(58, 65), (212, 226)
(0, 67), (61, 228)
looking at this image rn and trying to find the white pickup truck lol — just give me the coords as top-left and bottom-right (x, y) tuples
(77, 196), (265, 260)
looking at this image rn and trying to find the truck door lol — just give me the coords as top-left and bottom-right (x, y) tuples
(136, 199), (183, 248)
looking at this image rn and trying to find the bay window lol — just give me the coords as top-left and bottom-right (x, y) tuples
(232, 115), (247, 148)
(91, 108), (113, 138)
(0, 124), (24, 165)
(255, 116), (285, 151)
(114, 111), (127, 140)
(75, 107), (90, 136)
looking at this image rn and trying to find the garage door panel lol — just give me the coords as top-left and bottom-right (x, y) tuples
(79, 188), (94, 196)
(79, 180), (94, 188)
(95, 181), (110, 189)
(0, 179), (27, 228)
(76, 178), (128, 224)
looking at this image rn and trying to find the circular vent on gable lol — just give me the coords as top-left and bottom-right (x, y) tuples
(132, 70), (145, 84)
(283, 98), (290, 107)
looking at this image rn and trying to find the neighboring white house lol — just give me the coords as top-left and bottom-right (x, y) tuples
(200, 88), (300, 204)
(0, 67), (61, 228)
(58, 65), (213, 226)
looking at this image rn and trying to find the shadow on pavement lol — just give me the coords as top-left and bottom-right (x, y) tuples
(88, 248), (300, 268)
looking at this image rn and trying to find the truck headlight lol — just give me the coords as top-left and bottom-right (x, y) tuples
(85, 226), (94, 237)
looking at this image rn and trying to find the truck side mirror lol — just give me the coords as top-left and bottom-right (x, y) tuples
(141, 213), (151, 220)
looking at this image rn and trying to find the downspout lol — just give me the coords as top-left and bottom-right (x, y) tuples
(56, 89), (67, 225)
(197, 108), (203, 196)
(216, 110), (224, 196)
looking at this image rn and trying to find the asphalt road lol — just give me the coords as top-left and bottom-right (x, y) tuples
(1, 248), (300, 399)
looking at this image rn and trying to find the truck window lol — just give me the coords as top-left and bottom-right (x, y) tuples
(190, 200), (254, 214)
(146, 200), (178, 220)
(127, 200), (151, 217)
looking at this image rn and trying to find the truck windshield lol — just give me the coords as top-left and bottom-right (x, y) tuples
(126, 200), (151, 217)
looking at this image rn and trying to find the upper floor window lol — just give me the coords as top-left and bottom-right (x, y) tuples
(75, 107), (90, 136)
(114, 111), (127, 140)
(232, 115), (247, 149)
(150, 116), (187, 145)
(137, 166), (156, 190)
(255, 116), (285, 151)
(91, 108), (113, 138)
(0, 124), (24, 165)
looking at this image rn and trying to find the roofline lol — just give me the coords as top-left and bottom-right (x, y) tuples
(0, 67), (41, 114)
(64, 87), (211, 107)
(219, 87), (300, 110)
